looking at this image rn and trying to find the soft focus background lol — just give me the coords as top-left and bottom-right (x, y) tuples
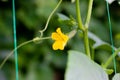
(0, 0), (120, 80)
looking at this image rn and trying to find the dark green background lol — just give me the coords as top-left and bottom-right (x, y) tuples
(0, 0), (120, 80)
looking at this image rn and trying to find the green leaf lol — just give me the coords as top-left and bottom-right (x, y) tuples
(57, 13), (77, 29)
(88, 31), (116, 51)
(57, 13), (70, 20)
(26, 62), (54, 80)
(65, 50), (109, 80)
(112, 73), (120, 80)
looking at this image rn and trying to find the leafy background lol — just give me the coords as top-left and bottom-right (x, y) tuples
(0, 0), (120, 80)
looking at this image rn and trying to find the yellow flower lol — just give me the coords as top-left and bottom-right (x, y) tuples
(51, 28), (69, 50)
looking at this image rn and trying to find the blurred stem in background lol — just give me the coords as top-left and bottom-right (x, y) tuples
(0, 37), (51, 69)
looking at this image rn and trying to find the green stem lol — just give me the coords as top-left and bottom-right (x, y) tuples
(83, 0), (93, 58)
(83, 28), (91, 58)
(76, 0), (84, 30)
(83, 0), (93, 59)
(0, 37), (51, 69)
(85, 0), (93, 28)
(102, 48), (120, 69)
(76, 0), (91, 58)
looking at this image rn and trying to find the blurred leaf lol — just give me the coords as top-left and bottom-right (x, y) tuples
(17, 9), (40, 29)
(57, 13), (77, 29)
(95, 50), (112, 66)
(35, 0), (57, 17)
(26, 62), (54, 80)
(17, 0), (58, 30)
(68, 32), (85, 53)
(89, 18), (109, 42)
(0, 10), (13, 45)
(88, 31), (116, 51)
(57, 13), (70, 20)
(112, 73), (120, 80)
(65, 50), (109, 80)
(62, 1), (87, 20)
(51, 51), (67, 68)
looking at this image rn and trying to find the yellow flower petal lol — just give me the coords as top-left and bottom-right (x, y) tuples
(52, 41), (65, 50)
(51, 32), (63, 41)
(51, 28), (69, 50)
(56, 28), (68, 41)
(56, 28), (62, 35)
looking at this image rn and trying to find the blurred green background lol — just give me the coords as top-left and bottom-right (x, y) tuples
(0, 0), (120, 80)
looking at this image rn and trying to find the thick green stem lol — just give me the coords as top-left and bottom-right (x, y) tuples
(83, 0), (93, 58)
(76, 0), (91, 58)
(85, 0), (93, 28)
(76, 0), (84, 30)
(83, 28), (91, 58)
(102, 48), (120, 69)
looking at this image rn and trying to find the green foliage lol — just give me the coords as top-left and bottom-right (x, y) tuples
(0, 0), (120, 80)
(65, 50), (109, 80)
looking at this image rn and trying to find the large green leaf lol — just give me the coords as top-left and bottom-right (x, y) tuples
(65, 50), (109, 80)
